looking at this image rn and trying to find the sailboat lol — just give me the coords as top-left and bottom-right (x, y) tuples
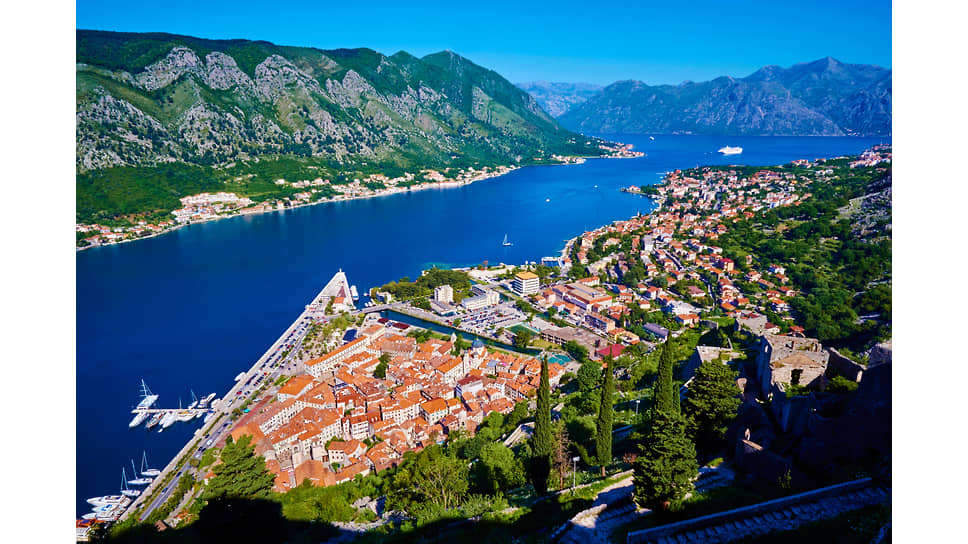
(502, 234), (512, 247)
(128, 459), (152, 485)
(121, 468), (140, 497)
(141, 451), (161, 477)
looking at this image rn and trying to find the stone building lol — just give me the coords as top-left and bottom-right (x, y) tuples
(754, 334), (829, 400)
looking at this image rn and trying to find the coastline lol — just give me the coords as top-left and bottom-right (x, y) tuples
(75, 167), (515, 253)
(75, 151), (637, 253)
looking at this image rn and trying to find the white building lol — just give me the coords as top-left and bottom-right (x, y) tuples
(461, 290), (500, 311)
(434, 284), (454, 303)
(511, 271), (540, 296)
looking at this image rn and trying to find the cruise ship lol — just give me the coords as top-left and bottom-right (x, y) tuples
(718, 146), (743, 155)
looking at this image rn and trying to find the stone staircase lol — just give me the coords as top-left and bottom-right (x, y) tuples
(553, 463), (738, 544)
(626, 478), (890, 544)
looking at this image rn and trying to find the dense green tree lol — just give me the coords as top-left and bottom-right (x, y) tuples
(473, 442), (525, 494)
(576, 358), (601, 394)
(514, 328), (533, 349)
(202, 434), (275, 502)
(563, 340), (590, 363)
(506, 401), (529, 431)
(530, 356), (553, 494)
(683, 357), (740, 459)
(632, 410), (698, 510)
(387, 445), (468, 511)
(374, 353), (390, 379)
(595, 356), (615, 474)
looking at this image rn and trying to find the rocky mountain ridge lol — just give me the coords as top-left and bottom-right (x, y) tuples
(76, 30), (604, 174)
(555, 57), (891, 136)
(514, 81), (603, 117)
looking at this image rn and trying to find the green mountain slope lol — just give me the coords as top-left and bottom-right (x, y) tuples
(76, 30), (612, 221)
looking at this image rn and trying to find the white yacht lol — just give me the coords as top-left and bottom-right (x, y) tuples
(127, 459), (152, 485)
(718, 146), (743, 155)
(128, 411), (148, 428)
(120, 468), (140, 497)
(134, 379), (159, 410)
(86, 495), (127, 507)
(140, 451), (161, 477)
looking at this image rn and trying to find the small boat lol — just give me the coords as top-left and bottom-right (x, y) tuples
(127, 459), (152, 485)
(204, 412), (214, 423)
(718, 146), (743, 155)
(234, 372), (246, 381)
(141, 451), (161, 477)
(350, 285), (359, 301)
(650, 136), (655, 141)
(502, 234), (512, 247)
(121, 468), (140, 497)
(188, 390), (199, 410)
(81, 513), (97, 520)
(545, 198), (550, 202)
(199, 393), (217, 407)
(145, 412), (163, 429)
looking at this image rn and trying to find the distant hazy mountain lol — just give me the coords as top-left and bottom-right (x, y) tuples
(515, 81), (603, 117)
(558, 57), (891, 136)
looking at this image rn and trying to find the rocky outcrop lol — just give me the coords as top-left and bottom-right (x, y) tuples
(76, 29), (601, 173)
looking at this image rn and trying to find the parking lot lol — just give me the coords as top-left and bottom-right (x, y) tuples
(452, 302), (527, 335)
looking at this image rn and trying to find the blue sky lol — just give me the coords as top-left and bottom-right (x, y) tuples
(76, 0), (891, 85)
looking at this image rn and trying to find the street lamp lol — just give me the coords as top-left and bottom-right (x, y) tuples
(572, 456), (580, 493)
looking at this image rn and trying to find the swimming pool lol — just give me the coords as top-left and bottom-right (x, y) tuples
(547, 353), (572, 365)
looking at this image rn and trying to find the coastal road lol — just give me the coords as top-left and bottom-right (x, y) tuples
(123, 285), (334, 522)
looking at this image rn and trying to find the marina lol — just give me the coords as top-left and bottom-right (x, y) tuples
(113, 271), (357, 523)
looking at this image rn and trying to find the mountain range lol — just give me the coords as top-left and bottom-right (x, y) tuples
(75, 30), (619, 221)
(532, 58), (891, 136)
(76, 30), (609, 174)
(514, 82), (603, 117)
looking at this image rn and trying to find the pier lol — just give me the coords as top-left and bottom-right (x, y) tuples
(119, 271), (352, 523)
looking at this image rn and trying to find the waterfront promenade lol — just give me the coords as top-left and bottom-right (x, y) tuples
(120, 279), (343, 522)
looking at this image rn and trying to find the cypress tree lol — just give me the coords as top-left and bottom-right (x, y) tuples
(633, 337), (698, 510)
(632, 410), (698, 510)
(596, 355), (615, 475)
(653, 338), (677, 416)
(530, 355), (553, 494)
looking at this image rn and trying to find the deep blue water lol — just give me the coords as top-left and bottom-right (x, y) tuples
(75, 134), (887, 516)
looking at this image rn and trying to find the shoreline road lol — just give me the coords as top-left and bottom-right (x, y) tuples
(123, 284), (335, 522)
